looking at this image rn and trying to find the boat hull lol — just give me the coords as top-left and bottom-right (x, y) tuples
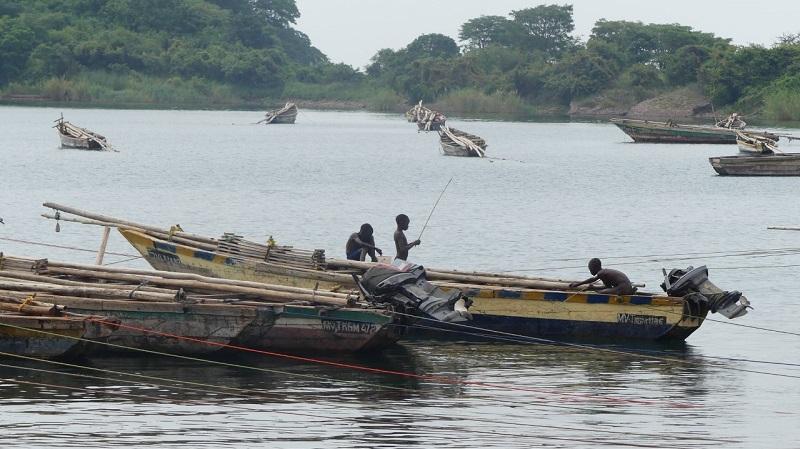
(0, 315), (114, 358)
(59, 133), (104, 150)
(121, 230), (702, 342)
(710, 154), (800, 176)
(441, 143), (481, 157)
(611, 119), (778, 144)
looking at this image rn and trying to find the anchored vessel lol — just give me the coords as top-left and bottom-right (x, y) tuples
(406, 102), (446, 131)
(709, 153), (800, 176)
(259, 102), (298, 124)
(40, 204), (752, 343)
(439, 126), (487, 157)
(55, 115), (113, 151)
(611, 116), (778, 144)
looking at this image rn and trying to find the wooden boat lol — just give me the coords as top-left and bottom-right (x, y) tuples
(439, 126), (487, 157)
(259, 102), (298, 124)
(0, 254), (403, 354)
(41, 204), (752, 343)
(54, 115), (113, 151)
(709, 154), (800, 176)
(736, 131), (778, 155)
(611, 117), (778, 144)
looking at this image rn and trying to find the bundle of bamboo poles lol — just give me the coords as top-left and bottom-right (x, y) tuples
(0, 254), (356, 308)
(405, 101), (446, 129)
(41, 203), (326, 270)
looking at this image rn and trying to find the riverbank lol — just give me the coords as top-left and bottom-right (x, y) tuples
(3, 82), (798, 127)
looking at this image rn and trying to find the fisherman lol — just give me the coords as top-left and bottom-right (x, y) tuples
(346, 223), (382, 262)
(394, 214), (421, 261)
(569, 258), (635, 295)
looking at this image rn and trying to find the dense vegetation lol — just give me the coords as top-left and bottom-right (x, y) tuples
(1, 1), (799, 120)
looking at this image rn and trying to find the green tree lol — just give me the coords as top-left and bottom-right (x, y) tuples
(510, 5), (576, 56)
(405, 33), (460, 60)
(459, 15), (514, 49)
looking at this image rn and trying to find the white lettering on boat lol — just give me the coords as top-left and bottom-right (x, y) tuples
(321, 320), (378, 335)
(617, 313), (667, 326)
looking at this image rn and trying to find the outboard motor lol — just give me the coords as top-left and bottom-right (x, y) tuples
(355, 263), (472, 323)
(661, 266), (751, 319)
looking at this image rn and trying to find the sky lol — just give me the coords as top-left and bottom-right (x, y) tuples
(294, 0), (799, 69)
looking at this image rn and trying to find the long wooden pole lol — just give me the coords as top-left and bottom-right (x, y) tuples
(95, 226), (111, 265)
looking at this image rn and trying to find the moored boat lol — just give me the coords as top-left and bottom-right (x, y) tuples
(439, 126), (487, 157)
(736, 131), (778, 155)
(55, 115), (113, 151)
(0, 254), (406, 355)
(611, 116), (778, 144)
(259, 102), (298, 124)
(0, 312), (116, 358)
(709, 153), (800, 176)
(406, 101), (447, 131)
(41, 204), (753, 343)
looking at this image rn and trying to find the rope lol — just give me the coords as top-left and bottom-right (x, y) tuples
(17, 293), (35, 312)
(0, 237), (139, 258)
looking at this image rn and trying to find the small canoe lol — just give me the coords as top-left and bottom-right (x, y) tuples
(261, 102), (298, 124)
(439, 127), (487, 157)
(611, 118), (778, 144)
(737, 131), (778, 155)
(710, 154), (800, 176)
(55, 115), (112, 151)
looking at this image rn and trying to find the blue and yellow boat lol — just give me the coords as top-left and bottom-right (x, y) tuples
(118, 228), (749, 342)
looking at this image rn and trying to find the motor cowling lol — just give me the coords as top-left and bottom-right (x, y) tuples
(661, 266), (751, 319)
(356, 264), (472, 323)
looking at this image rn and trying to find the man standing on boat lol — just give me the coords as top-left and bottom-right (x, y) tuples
(569, 258), (635, 295)
(346, 224), (382, 262)
(394, 214), (421, 261)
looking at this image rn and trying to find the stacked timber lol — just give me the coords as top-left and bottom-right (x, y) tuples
(218, 233), (326, 269)
(54, 114), (115, 151)
(438, 126), (487, 157)
(259, 102), (298, 124)
(0, 254), (353, 307)
(405, 101), (446, 131)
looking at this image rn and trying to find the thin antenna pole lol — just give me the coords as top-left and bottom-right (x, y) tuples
(418, 177), (453, 240)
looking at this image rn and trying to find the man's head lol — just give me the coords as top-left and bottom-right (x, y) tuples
(359, 223), (373, 238)
(588, 258), (602, 275)
(396, 214), (410, 230)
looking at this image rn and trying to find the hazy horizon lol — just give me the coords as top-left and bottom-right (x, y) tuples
(295, 0), (799, 68)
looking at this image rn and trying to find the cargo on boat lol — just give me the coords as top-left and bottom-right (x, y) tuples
(611, 115), (778, 144)
(405, 101), (446, 131)
(259, 102), (298, 124)
(54, 114), (113, 151)
(0, 252), (405, 355)
(709, 153), (800, 176)
(439, 126), (487, 157)
(40, 204), (753, 343)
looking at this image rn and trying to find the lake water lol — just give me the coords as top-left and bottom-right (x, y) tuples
(1, 105), (799, 448)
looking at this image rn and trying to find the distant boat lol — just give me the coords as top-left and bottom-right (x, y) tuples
(709, 154), (800, 176)
(55, 115), (113, 151)
(439, 126), (487, 157)
(611, 114), (778, 144)
(736, 131), (778, 155)
(260, 102), (298, 124)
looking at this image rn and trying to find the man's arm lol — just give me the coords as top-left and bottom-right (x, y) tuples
(569, 276), (599, 288)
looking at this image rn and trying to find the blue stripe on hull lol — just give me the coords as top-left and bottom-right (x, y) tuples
(409, 314), (688, 341)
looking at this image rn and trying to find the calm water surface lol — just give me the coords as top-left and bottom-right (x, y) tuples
(1, 106), (799, 448)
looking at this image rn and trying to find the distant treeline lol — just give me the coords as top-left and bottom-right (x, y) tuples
(1, 2), (799, 119)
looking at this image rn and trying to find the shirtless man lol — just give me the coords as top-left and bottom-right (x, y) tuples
(569, 258), (635, 295)
(393, 214), (420, 261)
(346, 223), (382, 262)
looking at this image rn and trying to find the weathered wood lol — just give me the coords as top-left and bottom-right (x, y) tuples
(709, 154), (800, 176)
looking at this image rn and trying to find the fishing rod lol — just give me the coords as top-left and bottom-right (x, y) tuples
(418, 177), (453, 241)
